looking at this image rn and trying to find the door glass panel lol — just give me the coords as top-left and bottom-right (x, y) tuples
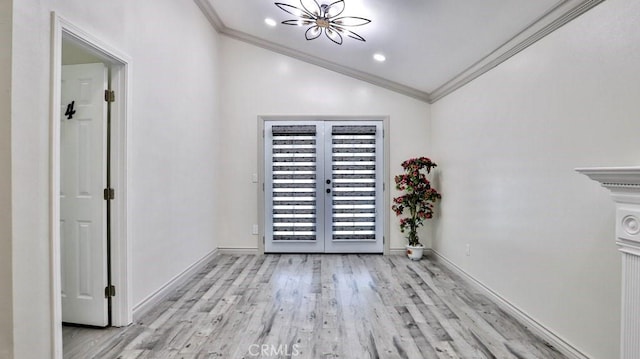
(330, 125), (377, 241)
(271, 125), (318, 242)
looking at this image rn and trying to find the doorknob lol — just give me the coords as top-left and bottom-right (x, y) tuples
(326, 179), (331, 184)
(326, 188), (331, 194)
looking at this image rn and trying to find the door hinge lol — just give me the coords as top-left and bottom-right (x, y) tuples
(104, 89), (115, 103)
(103, 188), (115, 200)
(104, 285), (116, 298)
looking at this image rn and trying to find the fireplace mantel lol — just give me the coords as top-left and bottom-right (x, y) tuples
(577, 166), (640, 359)
(577, 166), (640, 192)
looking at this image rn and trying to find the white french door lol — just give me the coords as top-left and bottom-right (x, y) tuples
(265, 120), (384, 253)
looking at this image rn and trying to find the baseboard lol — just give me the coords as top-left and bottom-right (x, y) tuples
(217, 247), (260, 255)
(431, 250), (590, 359)
(132, 248), (220, 321)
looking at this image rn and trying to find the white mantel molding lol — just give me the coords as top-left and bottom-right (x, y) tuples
(576, 166), (640, 188)
(576, 166), (640, 359)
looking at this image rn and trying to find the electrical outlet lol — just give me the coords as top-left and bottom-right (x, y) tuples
(251, 173), (258, 183)
(466, 244), (471, 256)
(252, 224), (259, 235)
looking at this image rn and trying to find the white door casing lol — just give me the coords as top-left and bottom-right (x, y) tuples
(265, 120), (384, 253)
(60, 63), (109, 326)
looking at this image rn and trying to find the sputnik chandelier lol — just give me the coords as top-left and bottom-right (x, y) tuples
(274, 0), (371, 45)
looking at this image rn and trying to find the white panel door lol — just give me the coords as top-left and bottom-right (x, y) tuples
(265, 120), (384, 253)
(60, 63), (109, 326)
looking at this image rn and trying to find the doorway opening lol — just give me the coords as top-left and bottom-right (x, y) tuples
(51, 13), (131, 359)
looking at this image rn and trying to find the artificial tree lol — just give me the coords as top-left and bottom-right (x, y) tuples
(392, 157), (441, 247)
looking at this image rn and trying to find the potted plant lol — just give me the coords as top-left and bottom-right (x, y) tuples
(392, 157), (441, 260)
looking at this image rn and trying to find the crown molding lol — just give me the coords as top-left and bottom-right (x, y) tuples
(429, 0), (605, 102)
(194, 0), (604, 104)
(194, 0), (225, 31)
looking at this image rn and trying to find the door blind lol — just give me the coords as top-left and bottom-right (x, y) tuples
(330, 125), (377, 241)
(271, 125), (318, 241)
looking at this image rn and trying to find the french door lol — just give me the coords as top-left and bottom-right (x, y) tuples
(265, 120), (384, 253)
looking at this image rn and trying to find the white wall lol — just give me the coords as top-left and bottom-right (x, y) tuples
(430, 0), (640, 357)
(124, 0), (221, 309)
(217, 36), (431, 252)
(0, 0), (13, 356)
(9, 0), (221, 357)
(11, 1), (53, 357)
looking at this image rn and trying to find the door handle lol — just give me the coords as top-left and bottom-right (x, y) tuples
(326, 188), (331, 194)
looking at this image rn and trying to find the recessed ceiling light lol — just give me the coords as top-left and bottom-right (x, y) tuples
(373, 53), (386, 62)
(265, 18), (277, 27)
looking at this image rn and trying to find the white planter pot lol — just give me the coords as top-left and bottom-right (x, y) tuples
(406, 245), (424, 260)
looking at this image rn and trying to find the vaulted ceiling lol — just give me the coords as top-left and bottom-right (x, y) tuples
(194, 0), (603, 103)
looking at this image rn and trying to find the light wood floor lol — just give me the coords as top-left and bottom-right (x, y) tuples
(63, 254), (566, 359)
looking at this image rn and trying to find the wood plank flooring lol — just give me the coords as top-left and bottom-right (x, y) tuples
(63, 254), (567, 359)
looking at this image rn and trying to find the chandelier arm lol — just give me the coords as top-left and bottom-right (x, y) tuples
(333, 26), (366, 42)
(326, 0), (346, 18)
(324, 27), (343, 45)
(275, 3), (315, 18)
(300, 0), (322, 17)
(305, 26), (322, 40)
(282, 19), (315, 26)
(331, 16), (371, 27)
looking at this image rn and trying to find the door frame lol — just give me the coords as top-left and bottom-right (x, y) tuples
(257, 115), (391, 255)
(50, 12), (132, 358)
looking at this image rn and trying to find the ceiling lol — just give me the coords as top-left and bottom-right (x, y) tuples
(195, 0), (603, 103)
